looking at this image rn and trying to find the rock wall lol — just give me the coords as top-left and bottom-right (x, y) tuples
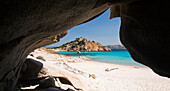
(0, 0), (111, 90)
(119, 1), (170, 77)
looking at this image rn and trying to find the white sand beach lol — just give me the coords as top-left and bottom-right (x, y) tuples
(27, 48), (170, 91)
(67, 61), (170, 91)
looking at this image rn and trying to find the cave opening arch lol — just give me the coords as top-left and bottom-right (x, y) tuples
(0, 0), (170, 90)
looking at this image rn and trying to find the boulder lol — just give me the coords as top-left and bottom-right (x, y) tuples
(19, 58), (43, 80)
(36, 77), (56, 89)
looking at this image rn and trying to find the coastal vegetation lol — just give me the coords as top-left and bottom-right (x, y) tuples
(51, 37), (111, 52)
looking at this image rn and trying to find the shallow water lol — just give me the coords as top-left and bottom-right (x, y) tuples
(58, 49), (145, 66)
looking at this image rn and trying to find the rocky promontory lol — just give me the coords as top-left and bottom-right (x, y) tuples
(52, 37), (111, 52)
(106, 45), (126, 49)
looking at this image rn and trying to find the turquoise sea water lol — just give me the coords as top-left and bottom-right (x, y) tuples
(58, 49), (144, 66)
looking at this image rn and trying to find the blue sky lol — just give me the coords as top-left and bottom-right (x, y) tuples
(45, 9), (121, 48)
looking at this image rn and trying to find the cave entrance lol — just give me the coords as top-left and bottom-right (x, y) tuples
(45, 9), (122, 48)
(24, 8), (169, 91)
(42, 9), (143, 66)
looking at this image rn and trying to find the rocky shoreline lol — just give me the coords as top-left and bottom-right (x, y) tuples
(20, 48), (170, 91)
(51, 37), (111, 52)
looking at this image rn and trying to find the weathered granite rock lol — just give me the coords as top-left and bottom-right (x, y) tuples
(0, 0), (170, 90)
(119, 1), (170, 77)
(53, 37), (111, 52)
(20, 58), (43, 80)
(18, 57), (85, 90)
(36, 77), (56, 89)
(17, 58), (43, 88)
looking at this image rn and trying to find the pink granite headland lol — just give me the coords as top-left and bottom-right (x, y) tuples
(51, 37), (111, 52)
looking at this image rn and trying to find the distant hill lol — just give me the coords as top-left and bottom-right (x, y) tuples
(52, 37), (111, 52)
(106, 45), (126, 49)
